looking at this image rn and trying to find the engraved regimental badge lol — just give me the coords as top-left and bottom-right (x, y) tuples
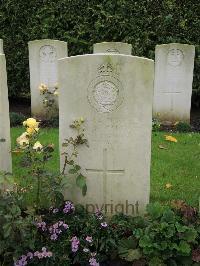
(39, 45), (57, 63)
(87, 63), (124, 113)
(167, 48), (184, 67)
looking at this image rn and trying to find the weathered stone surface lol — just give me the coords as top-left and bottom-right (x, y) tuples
(0, 54), (12, 173)
(93, 42), (132, 55)
(0, 39), (4, 54)
(153, 43), (195, 122)
(28, 39), (68, 118)
(59, 54), (154, 215)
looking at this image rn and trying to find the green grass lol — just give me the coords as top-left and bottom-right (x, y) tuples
(11, 128), (200, 207)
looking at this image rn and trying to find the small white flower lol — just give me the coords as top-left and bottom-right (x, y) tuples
(33, 141), (43, 151)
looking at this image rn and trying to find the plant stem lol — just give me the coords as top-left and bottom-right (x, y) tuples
(36, 174), (40, 212)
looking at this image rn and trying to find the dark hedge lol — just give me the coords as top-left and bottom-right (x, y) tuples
(0, 0), (200, 106)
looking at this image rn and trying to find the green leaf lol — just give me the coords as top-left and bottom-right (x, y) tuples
(182, 227), (197, 242)
(69, 168), (77, 174)
(178, 240), (191, 255)
(161, 209), (176, 223)
(74, 164), (81, 171)
(149, 257), (166, 266)
(76, 174), (86, 189)
(82, 184), (87, 196)
(146, 202), (166, 219)
(3, 223), (12, 238)
(126, 248), (142, 261)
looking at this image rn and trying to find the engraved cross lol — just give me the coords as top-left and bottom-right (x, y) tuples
(86, 148), (125, 203)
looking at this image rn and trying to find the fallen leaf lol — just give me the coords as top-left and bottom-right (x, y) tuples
(165, 135), (178, 143)
(158, 144), (168, 150)
(165, 183), (173, 189)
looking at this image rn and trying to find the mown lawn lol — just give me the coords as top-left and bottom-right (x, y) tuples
(11, 127), (200, 208)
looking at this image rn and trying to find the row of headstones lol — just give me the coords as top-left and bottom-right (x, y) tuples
(0, 39), (195, 215)
(28, 40), (195, 123)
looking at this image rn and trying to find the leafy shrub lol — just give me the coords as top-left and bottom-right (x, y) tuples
(10, 112), (27, 127)
(42, 115), (59, 128)
(152, 118), (161, 132)
(174, 121), (192, 132)
(0, 0), (199, 106)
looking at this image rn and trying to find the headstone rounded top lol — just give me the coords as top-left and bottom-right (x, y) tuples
(156, 43), (195, 56)
(28, 39), (68, 48)
(93, 42), (132, 55)
(59, 54), (153, 64)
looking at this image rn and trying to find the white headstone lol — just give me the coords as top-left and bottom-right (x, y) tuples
(93, 42), (132, 55)
(28, 39), (68, 118)
(59, 54), (154, 215)
(153, 43), (195, 122)
(0, 54), (12, 173)
(0, 39), (4, 54)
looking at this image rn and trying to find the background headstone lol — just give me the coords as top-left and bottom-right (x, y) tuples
(93, 42), (132, 55)
(0, 39), (4, 54)
(59, 54), (154, 215)
(0, 54), (12, 173)
(28, 39), (68, 118)
(153, 43), (195, 123)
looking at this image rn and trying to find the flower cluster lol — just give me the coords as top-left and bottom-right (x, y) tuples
(39, 83), (59, 96)
(94, 209), (108, 229)
(70, 117), (85, 129)
(71, 236), (80, 252)
(89, 257), (99, 266)
(36, 220), (69, 241)
(23, 118), (39, 135)
(16, 118), (42, 150)
(14, 247), (52, 266)
(63, 201), (75, 214)
(49, 221), (69, 241)
(36, 221), (47, 231)
(39, 83), (48, 94)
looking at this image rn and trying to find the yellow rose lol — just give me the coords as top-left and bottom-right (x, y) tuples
(33, 141), (43, 151)
(26, 127), (39, 135)
(23, 118), (39, 129)
(16, 132), (29, 147)
(39, 83), (48, 93)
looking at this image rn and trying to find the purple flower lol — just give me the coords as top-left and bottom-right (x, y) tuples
(14, 248), (52, 266)
(36, 221), (47, 231)
(34, 251), (40, 257)
(63, 201), (75, 214)
(86, 236), (93, 243)
(89, 257), (99, 266)
(27, 252), (33, 259)
(100, 222), (108, 228)
(63, 223), (69, 229)
(50, 233), (58, 240)
(95, 209), (103, 220)
(71, 236), (80, 252)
